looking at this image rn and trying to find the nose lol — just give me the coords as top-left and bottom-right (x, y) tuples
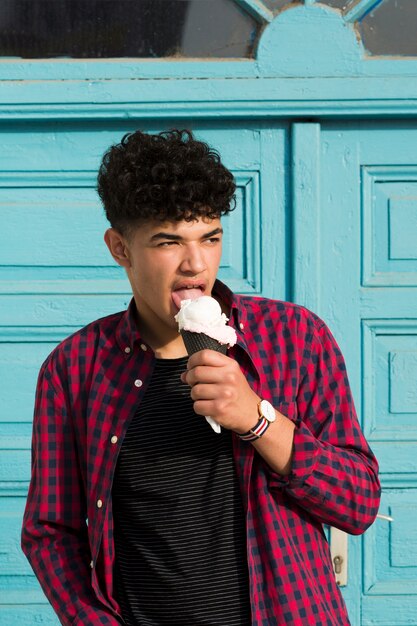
(179, 244), (207, 274)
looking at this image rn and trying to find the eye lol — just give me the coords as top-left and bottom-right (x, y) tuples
(204, 237), (220, 245)
(157, 241), (178, 247)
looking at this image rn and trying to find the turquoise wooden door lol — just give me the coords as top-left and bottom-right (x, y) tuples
(2, 1), (417, 625)
(0, 121), (289, 625)
(315, 122), (417, 626)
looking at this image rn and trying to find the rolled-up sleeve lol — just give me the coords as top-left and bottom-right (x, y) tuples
(269, 320), (381, 535)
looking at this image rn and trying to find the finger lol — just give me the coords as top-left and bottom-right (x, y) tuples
(190, 383), (218, 401)
(187, 349), (229, 369)
(185, 365), (226, 386)
(193, 400), (218, 417)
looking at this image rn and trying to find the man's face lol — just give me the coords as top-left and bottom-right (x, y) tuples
(105, 216), (223, 342)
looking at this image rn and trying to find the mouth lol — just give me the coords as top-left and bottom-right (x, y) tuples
(171, 281), (206, 310)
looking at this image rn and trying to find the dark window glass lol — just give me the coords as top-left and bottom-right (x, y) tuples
(0, 0), (258, 59)
(321, 0), (351, 9)
(261, 0), (295, 12)
(359, 0), (417, 56)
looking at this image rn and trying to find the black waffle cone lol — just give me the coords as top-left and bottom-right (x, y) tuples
(181, 330), (228, 356)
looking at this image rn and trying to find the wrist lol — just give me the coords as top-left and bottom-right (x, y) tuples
(237, 398), (277, 442)
(232, 393), (261, 435)
(233, 396), (261, 435)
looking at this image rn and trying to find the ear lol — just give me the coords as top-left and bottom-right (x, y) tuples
(104, 228), (131, 268)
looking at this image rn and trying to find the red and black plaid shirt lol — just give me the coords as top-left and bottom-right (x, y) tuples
(22, 280), (380, 626)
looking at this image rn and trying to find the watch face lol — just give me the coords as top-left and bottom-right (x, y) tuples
(260, 399), (276, 423)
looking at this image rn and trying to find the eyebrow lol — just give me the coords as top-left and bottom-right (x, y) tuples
(150, 227), (223, 242)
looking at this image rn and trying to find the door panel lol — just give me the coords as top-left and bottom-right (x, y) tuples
(0, 121), (288, 624)
(319, 122), (417, 626)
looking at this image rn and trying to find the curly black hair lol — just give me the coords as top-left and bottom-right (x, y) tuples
(97, 128), (236, 235)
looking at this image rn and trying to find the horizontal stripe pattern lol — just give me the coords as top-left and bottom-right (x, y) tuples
(112, 356), (251, 626)
(239, 416), (269, 441)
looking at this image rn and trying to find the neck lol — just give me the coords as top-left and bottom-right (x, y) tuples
(133, 307), (188, 359)
(153, 335), (188, 359)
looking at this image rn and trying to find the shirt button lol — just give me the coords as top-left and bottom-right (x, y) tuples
(96, 499), (103, 509)
(90, 560), (94, 569)
(140, 343), (147, 351)
(110, 435), (118, 444)
(134, 379), (143, 388)
(239, 322), (244, 330)
(124, 346), (131, 354)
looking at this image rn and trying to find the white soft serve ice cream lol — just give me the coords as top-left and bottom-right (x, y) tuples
(174, 296), (237, 346)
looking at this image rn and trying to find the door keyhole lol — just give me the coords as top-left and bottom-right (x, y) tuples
(333, 555), (343, 575)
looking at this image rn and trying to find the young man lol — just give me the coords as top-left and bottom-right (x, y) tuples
(22, 129), (380, 626)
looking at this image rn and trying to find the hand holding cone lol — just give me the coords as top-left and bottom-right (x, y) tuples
(175, 296), (237, 433)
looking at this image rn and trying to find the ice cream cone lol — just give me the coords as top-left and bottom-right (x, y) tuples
(181, 330), (228, 356)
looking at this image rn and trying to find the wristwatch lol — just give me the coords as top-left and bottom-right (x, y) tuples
(238, 399), (276, 442)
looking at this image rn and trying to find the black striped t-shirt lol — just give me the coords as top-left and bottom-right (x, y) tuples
(111, 356), (251, 626)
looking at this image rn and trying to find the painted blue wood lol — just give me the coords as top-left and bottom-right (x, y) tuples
(1, 1), (416, 624)
(362, 166), (417, 286)
(3, 76), (417, 119)
(318, 122), (417, 625)
(0, 123), (284, 301)
(0, 124), (289, 623)
(291, 123), (321, 313)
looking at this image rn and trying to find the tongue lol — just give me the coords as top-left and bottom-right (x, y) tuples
(172, 288), (203, 310)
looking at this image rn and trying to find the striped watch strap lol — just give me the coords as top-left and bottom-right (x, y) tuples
(238, 416), (270, 442)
